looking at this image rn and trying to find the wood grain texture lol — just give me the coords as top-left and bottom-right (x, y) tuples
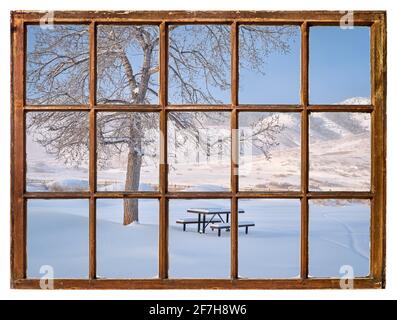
(300, 22), (309, 280)
(12, 278), (382, 290)
(11, 10), (385, 23)
(159, 22), (169, 279)
(88, 22), (97, 279)
(370, 17), (387, 287)
(230, 22), (239, 279)
(11, 16), (26, 281)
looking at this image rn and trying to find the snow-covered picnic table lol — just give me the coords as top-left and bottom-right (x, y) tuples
(185, 207), (245, 233)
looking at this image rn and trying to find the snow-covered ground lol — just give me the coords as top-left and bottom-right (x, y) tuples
(27, 198), (369, 279)
(309, 200), (370, 277)
(26, 97), (371, 279)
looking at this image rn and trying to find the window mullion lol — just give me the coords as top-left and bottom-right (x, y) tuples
(88, 21), (97, 280)
(230, 21), (239, 279)
(159, 22), (169, 279)
(300, 21), (309, 280)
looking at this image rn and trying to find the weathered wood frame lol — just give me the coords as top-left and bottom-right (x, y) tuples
(10, 10), (386, 289)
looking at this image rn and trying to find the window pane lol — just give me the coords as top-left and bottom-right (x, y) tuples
(309, 27), (370, 104)
(168, 112), (230, 191)
(97, 112), (159, 191)
(309, 200), (370, 277)
(239, 25), (300, 104)
(169, 199), (230, 278)
(26, 112), (89, 192)
(97, 25), (159, 104)
(26, 25), (89, 105)
(239, 112), (301, 191)
(238, 199), (300, 278)
(97, 199), (159, 278)
(168, 25), (231, 104)
(309, 112), (370, 191)
(27, 199), (89, 278)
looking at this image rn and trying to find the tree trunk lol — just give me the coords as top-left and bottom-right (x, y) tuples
(121, 39), (150, 225)
(123, 148), (142, 225)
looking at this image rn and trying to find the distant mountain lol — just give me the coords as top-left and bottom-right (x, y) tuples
(338, 97), (370, 105)
(237, 97), (371, 192)
(239, 97), (371, 152)
(310, 97), (370, 143)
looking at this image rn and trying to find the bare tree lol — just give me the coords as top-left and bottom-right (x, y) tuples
(26, 24), (295, 224)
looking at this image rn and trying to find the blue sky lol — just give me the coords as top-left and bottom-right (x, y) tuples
(309, 26), (370, 104)
(239, 26), (301, 104)
(240, 26), (370, 105)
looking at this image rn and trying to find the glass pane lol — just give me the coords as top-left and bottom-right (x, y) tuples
(97, 112), (159, 191)
(309, 27), (370, 104)
(239, 25), (300, 104)
(238, 199), (300, 278)
(27, 199), (89, 278)
(309, 200), (370, 277)
(26, 112), (89, 192)
(168, 112), (230, 191)
(97, 25), (159, 105)
(26, 25), (89, 105)
(168, 25), (231, 104)
(169, 199), (230, 278)
(97, 199), (159, 278)
(239, 112), (301, 191)
(309, 112), (370, 191)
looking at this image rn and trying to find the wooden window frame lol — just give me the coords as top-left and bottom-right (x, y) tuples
(10, 10), (386, 289)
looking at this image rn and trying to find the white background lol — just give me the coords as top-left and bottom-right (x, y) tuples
(0, 0), (395, 300)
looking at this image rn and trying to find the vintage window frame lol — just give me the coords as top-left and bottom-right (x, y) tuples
(10, 10), (387, 289)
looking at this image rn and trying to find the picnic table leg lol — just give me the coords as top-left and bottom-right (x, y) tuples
(197, 214), (201, 233)
(223, 213), (230, 232)
(245, 226), (248, 234)
(202, 215), (206, 233)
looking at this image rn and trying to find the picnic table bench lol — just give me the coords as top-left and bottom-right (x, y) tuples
(210, 221), (255, 237)
(176, 217), (221, 231)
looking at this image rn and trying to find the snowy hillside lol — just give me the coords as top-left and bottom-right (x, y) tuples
(26, 97), (371, 279)
(239, 97), (370, 191)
